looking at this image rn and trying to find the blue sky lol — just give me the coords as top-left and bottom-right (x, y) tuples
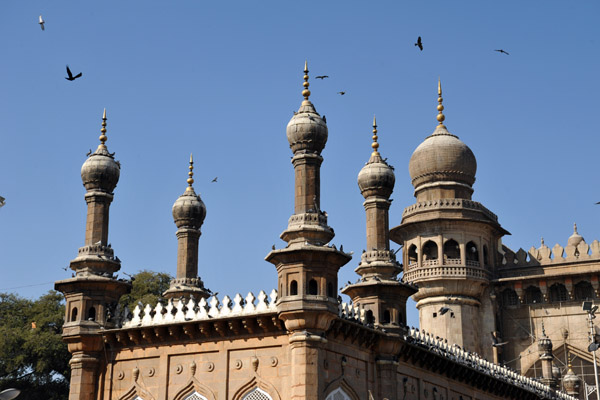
(1, 1), (598, 327)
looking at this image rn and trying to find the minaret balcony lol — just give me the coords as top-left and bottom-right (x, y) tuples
(404, 264), (489, 283)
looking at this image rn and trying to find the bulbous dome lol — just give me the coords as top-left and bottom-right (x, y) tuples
(172, 187), (206, 229)
(81, 109), (120, 193)
(81, 146), (120, 192)
(409, 125), (477, 192)
(568, 224), (584, 247)
(358, 152), (395, 198)
(286, 100), (328, 154)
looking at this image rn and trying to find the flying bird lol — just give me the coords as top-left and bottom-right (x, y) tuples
(494, 49), (510, 55)
(491, 332), (509, 347)
(337, 91), (346, 95)
(315, 75), (329, 80)
(438, 307), (451, 316)
(415, 36), (423, 51)
(211, 177), (218, 183)
(65, 65), (82, 81)
(39, 15), (45, 31)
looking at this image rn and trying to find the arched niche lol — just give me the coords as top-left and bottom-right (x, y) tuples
(172, 379), (216, 400)
(549, 283), (568, 302)
(466, 241), (479, 265)
(422, 240), (438, 263)
(443, 239), (460, 263)
(232, 376), (280, 400)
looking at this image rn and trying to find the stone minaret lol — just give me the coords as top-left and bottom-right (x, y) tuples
(163, 154), (210, 300)
(265, 62), (351, 400)
(342, 117), (415, 331)
(537, 324), (558, 389)
(55, 109), (131, 400)
(390, 81), (508, 359)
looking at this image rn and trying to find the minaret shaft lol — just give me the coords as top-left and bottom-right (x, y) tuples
(293, 155), (322, 215)
(364, 197), (391, 251)
(176, 228), (200, 279)
(84, 192), (112, 246)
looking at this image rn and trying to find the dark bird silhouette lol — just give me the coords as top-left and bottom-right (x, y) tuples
(322, 115), (326, 123)
(337, 91), (346, 95)
(494, 49), (510, 55)
(211, 177), (218, 183)
(491, 331), (509, 347)
(39, 15), (45, 31)
(438, 307), (451, 316)
(315, 75), (329, 80)
(86, 149), (92, 156)
(65, 65), (82, 81)
(62, 266), (68, 271)
(415, 36), (423, 51)
(271, 244), (276, 250)
(596, 201), (600, 204)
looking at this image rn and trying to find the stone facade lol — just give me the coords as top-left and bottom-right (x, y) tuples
(55, 71), (584, 400)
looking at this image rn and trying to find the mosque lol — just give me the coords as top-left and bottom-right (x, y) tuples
(54, 63), (598, 400)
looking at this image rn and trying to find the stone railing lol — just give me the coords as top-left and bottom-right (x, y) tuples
(405, 327), (576, 400)
(402, 198), (499, 222)
(118, 290), (278, 328)
(422, 259), (439, 267)
(404, 265), (489, 282)
(443, 258), (462, 265)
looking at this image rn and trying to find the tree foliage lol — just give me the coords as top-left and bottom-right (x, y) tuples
(0, 291), (70, 400)
(119, 270), (172, 312)
(0, 270), (172, 399)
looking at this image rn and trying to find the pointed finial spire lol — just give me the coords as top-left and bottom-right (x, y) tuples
(99, 108), (108, 147)
(436, 78), (446, 128)
(302, 60), (311, 101)
(371, 115), (379, 155)
(574, 223), (578, 234)
(567, 352), (572, 368)
(541, 321), (546, 337)
(186, 153), (194, 191)
(541, 237), (545, 246)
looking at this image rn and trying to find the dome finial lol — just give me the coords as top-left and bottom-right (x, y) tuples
(436, 78), (446, 128)
(574, 223), (578, 234)
(99, 108), (108, 147)
(302, 60), (311, 101)
(371, 115), (379, 155)
(186, 153), (195, 191)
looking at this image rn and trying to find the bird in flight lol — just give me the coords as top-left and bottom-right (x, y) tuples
(211, 177), (218, 183)
(415, 36), (423, 51)
(337, 91), (346, 95)
(491, 332), (509, 347)
(65, 65), (82, 81)
(494, 49), (510, 55)
(39, 15), (45, 31)
(315, 75), (329, 80)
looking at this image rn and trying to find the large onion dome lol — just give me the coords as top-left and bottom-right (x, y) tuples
(408, 80), (476, 199)
(81, 109), (120, 193)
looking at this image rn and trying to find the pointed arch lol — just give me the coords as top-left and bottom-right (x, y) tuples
(232, 376), (281, 400)
(172, 378), (216, 400)
(323, 377), (360, 400)
(118, 384), (155, 400)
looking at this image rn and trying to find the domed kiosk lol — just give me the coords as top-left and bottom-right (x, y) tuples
(390, 81), (508, 359)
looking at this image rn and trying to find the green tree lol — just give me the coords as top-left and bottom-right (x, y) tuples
(119, 270), (172, 311)
(0, 291), (70, 400)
